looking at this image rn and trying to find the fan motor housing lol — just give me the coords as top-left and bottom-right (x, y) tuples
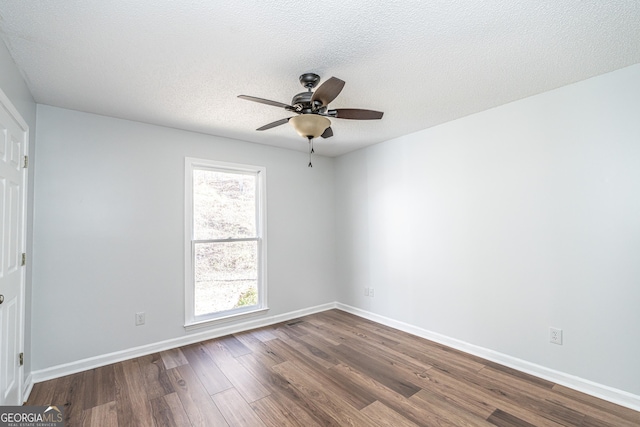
(292, 92), (315, 113)
(291, 91), (312, 107)
(292, 91), (326, 113)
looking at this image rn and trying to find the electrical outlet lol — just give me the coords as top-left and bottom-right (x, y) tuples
(135, 312), (146, 326)
(364, 287), (369, 296)
(369, 288), (374, 297)
(550, 327), (562, 345)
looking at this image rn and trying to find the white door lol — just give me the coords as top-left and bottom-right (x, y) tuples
(0, 89), (28, 406)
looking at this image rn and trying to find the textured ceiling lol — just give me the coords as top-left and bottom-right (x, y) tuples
(1, 1), (639, 157)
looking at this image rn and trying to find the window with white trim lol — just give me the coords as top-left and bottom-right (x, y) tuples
(185, 158), (267, 328)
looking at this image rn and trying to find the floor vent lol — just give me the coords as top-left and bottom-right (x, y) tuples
(286, 320), (303, 327)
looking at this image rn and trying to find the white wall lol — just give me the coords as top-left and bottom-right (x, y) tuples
(0, 40), (37, 381)
(335, 64), (640, 395)
(32, 105), (336, 370)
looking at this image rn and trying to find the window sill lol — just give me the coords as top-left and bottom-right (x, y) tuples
(184, 307), (269, 332)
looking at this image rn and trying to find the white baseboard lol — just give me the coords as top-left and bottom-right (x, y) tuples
(22, 373), (34, 404)
(29, 302), (337, 386)
(336, 303), (640, 412)
(27, 301), (640, 412)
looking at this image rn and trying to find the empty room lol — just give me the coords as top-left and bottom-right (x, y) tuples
(0, 1), (639, 426)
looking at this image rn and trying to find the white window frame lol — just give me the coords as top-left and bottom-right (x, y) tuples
(184, 157), (267, 330)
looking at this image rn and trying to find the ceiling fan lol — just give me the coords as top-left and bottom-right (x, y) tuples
(238, 73), (383, 166)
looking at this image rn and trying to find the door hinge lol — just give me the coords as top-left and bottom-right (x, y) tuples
(23, 155), (28, 168)
(21, 253), (26, 266)
(19, 352), (24, 366)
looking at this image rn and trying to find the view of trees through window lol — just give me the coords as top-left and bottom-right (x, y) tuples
(193, 169), (259, 316)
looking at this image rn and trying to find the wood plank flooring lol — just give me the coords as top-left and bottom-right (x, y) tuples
(26, 309), (640, 426)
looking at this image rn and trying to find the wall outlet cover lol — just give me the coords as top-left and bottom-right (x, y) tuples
(550, 327), (562, 345)
(135, 312), (146, 326)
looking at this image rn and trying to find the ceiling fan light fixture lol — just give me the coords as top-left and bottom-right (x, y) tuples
(289, 114), (331, 139)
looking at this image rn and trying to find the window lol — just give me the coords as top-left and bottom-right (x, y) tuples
(185, 158), (267, 328)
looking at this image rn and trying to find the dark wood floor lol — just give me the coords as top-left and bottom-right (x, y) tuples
(27, 309), (639, 426)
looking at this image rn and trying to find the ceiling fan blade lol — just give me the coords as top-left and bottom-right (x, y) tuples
(256, 117), (292, 131)
(238, 95), (294, 110)
(320, 127), (333, 139)
(311, 77), (345, 107)
(332, 109), (384, 120)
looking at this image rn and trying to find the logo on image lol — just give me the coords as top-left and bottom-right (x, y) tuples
(0, 405), (64, 427)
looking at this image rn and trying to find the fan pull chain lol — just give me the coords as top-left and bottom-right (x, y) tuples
(308, 137), (313, 167)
